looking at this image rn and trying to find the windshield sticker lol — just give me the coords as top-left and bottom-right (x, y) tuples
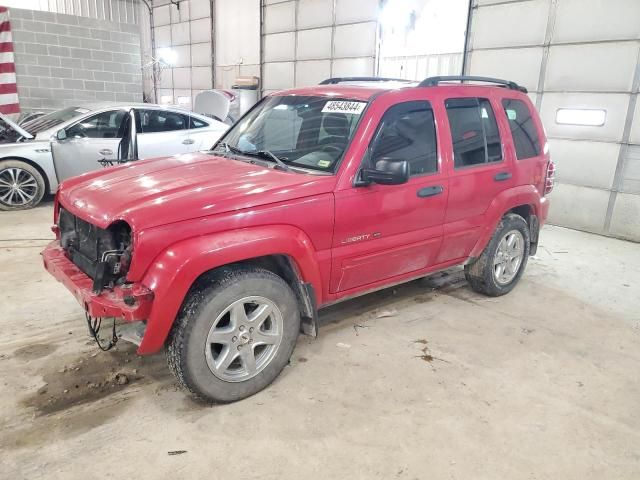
(321, 101), (366, 115)
(317, 160), (331, 168)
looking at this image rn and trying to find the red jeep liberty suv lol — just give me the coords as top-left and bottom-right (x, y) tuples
(42, 76), (554, 403)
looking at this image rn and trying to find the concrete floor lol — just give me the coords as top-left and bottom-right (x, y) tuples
(1, 203), (639, 479)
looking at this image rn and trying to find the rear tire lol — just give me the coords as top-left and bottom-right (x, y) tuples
(166, 265), (300, 403)
(0, 160), (46, 211)
(464, 213), (530, 297)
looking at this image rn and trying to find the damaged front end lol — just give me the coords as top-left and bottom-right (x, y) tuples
(50, 208), (150, 351)
(58, 208), (132, 293)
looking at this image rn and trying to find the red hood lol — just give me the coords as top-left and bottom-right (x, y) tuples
(57, 153), (336, 230)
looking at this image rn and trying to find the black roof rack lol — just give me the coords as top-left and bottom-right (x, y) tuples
(319, 76), (413, 85)
(418, 75), (528, 93)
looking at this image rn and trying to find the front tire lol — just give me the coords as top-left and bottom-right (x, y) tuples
(0, 160), (46, 211)
(464, 213), (530, 296)
(166, 265), (301, 403)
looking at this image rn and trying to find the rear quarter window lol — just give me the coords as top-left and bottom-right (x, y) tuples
(502, 99), (541, 159)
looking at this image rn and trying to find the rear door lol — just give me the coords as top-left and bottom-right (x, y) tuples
(331, 99), (448, 293)
(436, 95), (515, 263)
(136, 109), (195, 158)
(51, 109), (126, 181)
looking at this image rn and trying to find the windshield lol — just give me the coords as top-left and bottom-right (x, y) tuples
(20, 106), (91, 135)
(215, 95), (367, 172)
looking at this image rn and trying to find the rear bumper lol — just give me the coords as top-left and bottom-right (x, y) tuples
(41, 241), (154, 322)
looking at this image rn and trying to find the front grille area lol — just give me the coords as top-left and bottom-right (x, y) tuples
(58, 208), (131, 288)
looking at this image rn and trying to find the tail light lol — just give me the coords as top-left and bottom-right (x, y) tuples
(544, 160), (555, 195)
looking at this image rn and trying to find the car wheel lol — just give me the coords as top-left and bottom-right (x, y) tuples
(464, 213), (530, 297)
(166, 265), (301, 403)
(0, 160), (46, 211)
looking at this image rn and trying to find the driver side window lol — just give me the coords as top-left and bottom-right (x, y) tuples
(67, 110), (126, 139)
(369, 101), (438, 176)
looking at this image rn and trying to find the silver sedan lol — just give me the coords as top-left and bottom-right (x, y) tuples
(0, 102), (229, 210)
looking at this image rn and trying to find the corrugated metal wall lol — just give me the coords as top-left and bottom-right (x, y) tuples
(261, 0), (380, 94)
(466, 0), (640, 242)
(2, 0), (140, 24)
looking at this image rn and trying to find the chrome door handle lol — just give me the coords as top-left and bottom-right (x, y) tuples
(182, 139), (195, 145)
(99, 149), (113, 156)
(417, 185), (444, 198)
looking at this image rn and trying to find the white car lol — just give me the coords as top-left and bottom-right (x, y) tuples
(0, 102), (229, 210)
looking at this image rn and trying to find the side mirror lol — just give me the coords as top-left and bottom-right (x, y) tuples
(361, 158), (409, 185)
(56, 129), (67, 141)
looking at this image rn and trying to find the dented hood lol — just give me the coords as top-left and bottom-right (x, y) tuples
(57, 153), (336, 230)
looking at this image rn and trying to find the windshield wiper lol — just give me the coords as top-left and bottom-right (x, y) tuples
(218, 142), (291, 172)
(252, 150), (290, 172)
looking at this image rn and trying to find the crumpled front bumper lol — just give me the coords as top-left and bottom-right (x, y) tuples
(41, 241), (154, 322)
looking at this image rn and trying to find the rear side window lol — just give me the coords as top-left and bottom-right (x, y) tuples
(190, 117), (209, 128)
(139, 110), (189, 133)
(369, 101), (438, 176)
(445, 97), (502, 168)
(502, 99), (541, 159)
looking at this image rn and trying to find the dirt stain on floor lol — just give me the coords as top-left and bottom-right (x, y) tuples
(2, 343), (172, 450)
(13, 343), (58, 361)
(22, 343), (169, 416)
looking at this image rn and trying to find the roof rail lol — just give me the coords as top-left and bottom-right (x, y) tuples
(319, 76), (413, 85)
(418, 75), (528, 93)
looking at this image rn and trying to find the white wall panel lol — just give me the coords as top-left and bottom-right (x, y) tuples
(191, 66), (213, 90)
(475, 0), (524, 4)
(263, 62), (295, 90)
(154, 4), (171, 27)
(549, 139), (620, 190)
(296, 28), (332, 60)
(172, 67), (191, 89)
(553, 0), (640, 44)
(155, 25), (171, 48)
(190, 0), (211, 20)
(540, 93), (631, 142)
(190, 18), (212, 44)
(608, 192), (640, 240)
(295, 60), (331, 87)
(191, 42), (212, 66)
(264, 32), (296, 62)
(629, 100), (640, 145)
(619, 145), (640, 194)
(331, 57), (374, 77)
(335, 0), (378, 24)
(171, 21), (190, 46)
(170, 1), (190, 23)
(546, 183), (610, 233)
(545, 42), (639, 93)
(297, 0), (333, 29)
(470, 0), (549, 49)
(468, 47), (542, 92)
(172, 44), (191, 68)
(264, 1), (296, 34)
(216, 0), (261, 66)
(333, 22), (377, 58)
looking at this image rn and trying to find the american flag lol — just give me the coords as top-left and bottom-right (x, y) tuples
(0, 7), (19, 116)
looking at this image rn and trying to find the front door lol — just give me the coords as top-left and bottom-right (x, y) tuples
(136, 109), (195, 158)
(330, 100), (448, 294)
(51, 109), (126, 181)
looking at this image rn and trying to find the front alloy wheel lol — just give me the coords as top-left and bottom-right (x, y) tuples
(206, 296), (283, 382)
(0, 160), (46, 211)
(167, 266), (301, 403)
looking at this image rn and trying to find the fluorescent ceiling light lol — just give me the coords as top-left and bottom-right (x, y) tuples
(556, 108), (606, 126)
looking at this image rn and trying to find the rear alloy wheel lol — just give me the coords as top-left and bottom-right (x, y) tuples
(0, 160), (46, 211)
(167, 266), (300, 403)
(465, 213), (530, 296)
